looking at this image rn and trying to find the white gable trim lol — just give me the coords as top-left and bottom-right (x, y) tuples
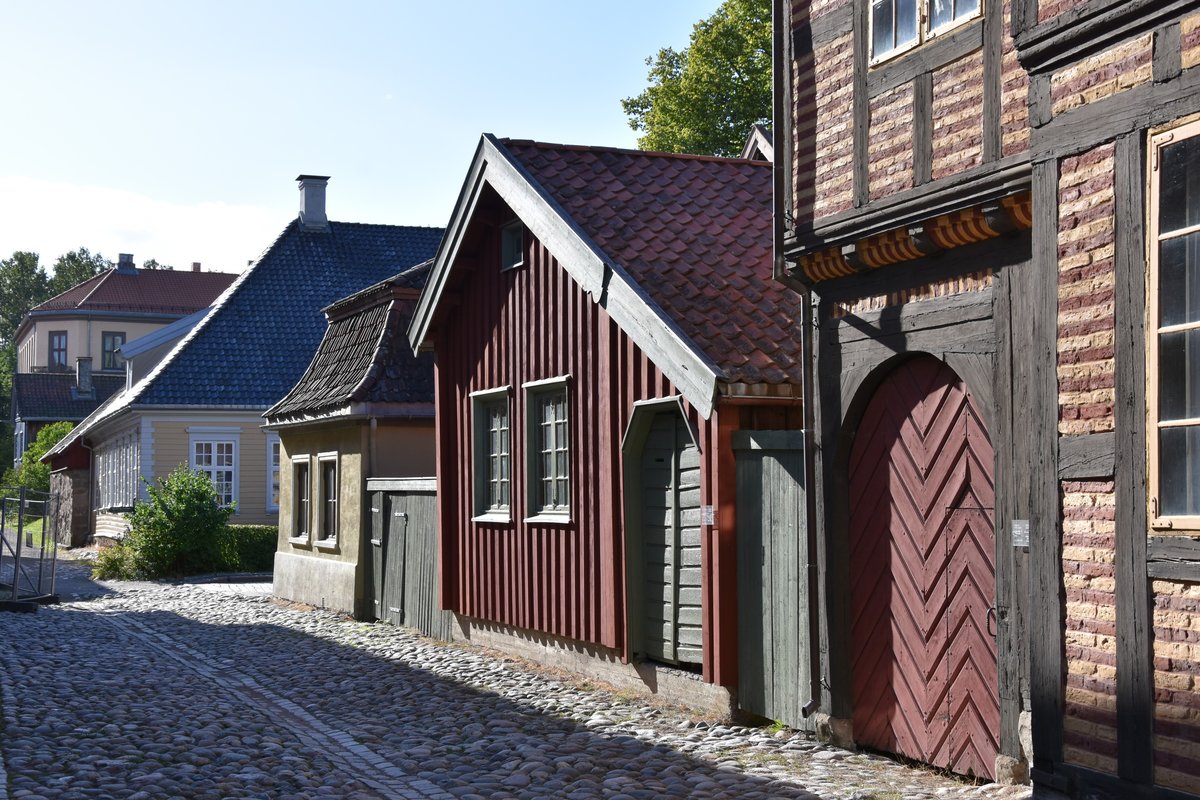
(408, 134), (721, 419)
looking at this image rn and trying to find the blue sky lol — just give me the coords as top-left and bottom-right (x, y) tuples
(0, 1), (715, 274)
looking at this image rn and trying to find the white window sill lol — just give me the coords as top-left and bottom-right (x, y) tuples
(288, 536), (310, 546)
(523, 513), (572, 525)
(314, 538), (339, 552)
(472, 511), (512, 524)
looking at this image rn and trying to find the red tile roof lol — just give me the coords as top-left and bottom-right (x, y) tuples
(31, 268), (236, 315)
(500, 140), (803, 385)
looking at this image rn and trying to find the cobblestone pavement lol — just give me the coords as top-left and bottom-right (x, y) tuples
(0, 567), (1035, 799)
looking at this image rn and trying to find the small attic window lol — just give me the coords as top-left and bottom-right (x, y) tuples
(501, 220), (525, 271)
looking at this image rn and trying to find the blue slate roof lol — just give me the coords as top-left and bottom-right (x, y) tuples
(12, 373), (126, 422)
(137, 220), (443, 408)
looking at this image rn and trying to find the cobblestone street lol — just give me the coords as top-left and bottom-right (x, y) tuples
(0, 561), (1035, 799)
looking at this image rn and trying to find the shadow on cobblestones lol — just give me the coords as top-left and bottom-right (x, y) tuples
(0, 591), (842, 800)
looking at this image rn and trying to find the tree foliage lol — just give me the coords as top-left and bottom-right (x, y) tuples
(622, 0), (772, 157)
(49, 247), (110, 296)
(141, 258), (173, 270)
(0, 252), (50, 349)
(3, 420), (74, 494)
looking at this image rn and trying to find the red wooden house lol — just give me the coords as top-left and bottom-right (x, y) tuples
(409, 135), (808, 712)
(776, 0), (1200, 794)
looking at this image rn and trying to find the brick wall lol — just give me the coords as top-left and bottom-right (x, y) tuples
(1051, 34), (1153, 117)
(1061, 480), (1119, 774)
(868, 83), (915, 200)
(931, 53), (984, 180)
(1153, 579), (1200, 794)
(1182, 13), (1200, 71)
(810, 30), (855, 218)
(1038, 0), (1090, 25)
(1057, 144), (1116, 436)
(1001, 0), (1029, 157)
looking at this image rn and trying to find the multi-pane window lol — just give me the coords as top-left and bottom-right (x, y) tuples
(1150, 121), (1200, 530)
(101, 331), (126, 370)
(318, 455), (338, 542)
(870, 0), (980, 62)
(267, 435), (281, 512)
(471, 387), (511, 520)
(192, 439), (236, 508)
(50, 331), (68, 369)
(528, 383), (569, 516)
(292, 459), (310, 540)
(95, 429), (139, 510)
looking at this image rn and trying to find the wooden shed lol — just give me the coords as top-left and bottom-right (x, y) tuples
(776, 0), (1200, 794)
(409, 135), (810, 717)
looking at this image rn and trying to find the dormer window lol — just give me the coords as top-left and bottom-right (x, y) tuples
(501, 220), (525, 271)
(870, 0), (980, 63)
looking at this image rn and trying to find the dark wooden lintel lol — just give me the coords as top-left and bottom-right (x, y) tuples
(801, 4), (852, 51)
(1154, 22), (1183, 84)
(1015, 0), (1196, 74)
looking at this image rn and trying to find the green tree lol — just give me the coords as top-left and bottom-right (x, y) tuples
(141, 258), (173, 270)
(622, 0), (772, 157)
(3, 420), (74, 493)
(0, 252), (50, 349)
(48, 247), (110, 296)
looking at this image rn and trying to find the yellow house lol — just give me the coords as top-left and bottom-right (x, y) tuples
(265, 265), (436, 616)
(45, 176), (443, 545)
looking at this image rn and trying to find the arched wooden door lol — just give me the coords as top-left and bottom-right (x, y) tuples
(848, 355), (999, 779)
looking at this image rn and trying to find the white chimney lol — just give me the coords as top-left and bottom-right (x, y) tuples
(297, 175), (330, 231)
(75, 356), (94, 398)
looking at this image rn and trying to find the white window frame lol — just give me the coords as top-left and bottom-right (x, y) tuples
(868, 0), (982, 65)
(315, 451), (339, 548)
(94, 427), (140, 511)
(471, 385), (512, 523)
(523, 376), (571, 524)
(266, 433), (281, 513)
(500, 219), (525, 271)
(188, 427), (240, 512)
(290, 455), (311, 544)
(1148, 119), (1200, 534)
(101, 331), (126, 371)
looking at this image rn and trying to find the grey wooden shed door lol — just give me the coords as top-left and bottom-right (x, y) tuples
(369, 491), (386, 621)
(381, 495), (408, 627)
(735, 431), (812, 729)
(640, 412), (703, 666)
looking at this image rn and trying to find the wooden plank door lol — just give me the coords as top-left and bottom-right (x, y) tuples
(381, 495), (407, 627)
(848, 355), (999, 779)
(735, 431), (812, 730)
(369, 490), (386, 622)
(640, 412), (703, 666)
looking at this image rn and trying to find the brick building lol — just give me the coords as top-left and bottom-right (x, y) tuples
(774, 0), (1199, 795)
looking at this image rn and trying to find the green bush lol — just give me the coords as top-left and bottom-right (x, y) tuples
(120, 465), (234, 578)
(226, 524), (277, 572)
(4, 420), (75, 496)
(92, 543), (138, 580)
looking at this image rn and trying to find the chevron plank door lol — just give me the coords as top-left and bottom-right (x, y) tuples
(848, 355), (999, 779)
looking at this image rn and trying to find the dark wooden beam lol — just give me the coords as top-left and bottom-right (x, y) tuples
(1027, 158), (1065, 773)
(853, 0), (869, 208)
(1057, 432), (1116, 479)
(1154, 22), (1183, 84)
(1015, 0), (1197, 74)
(805, 4), (852, 49)
(1113, 132), (1154, 786)
(914, 73), (933, 186)
(1031, 66), (1200, 162)
(1012, 0), (1039, 40)
(983, 0), (1003, 163)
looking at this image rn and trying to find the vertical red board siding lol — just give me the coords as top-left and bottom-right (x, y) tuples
(432, 209), (721, 666)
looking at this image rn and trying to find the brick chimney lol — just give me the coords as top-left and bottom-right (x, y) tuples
(192, 262), (201, 272)
(116, 253), (136, 275)
(75, 356), (94, 399)
(297, 175), (330, 232)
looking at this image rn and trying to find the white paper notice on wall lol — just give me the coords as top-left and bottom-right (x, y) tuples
(702, 505), (715, 526)
(1012, 519), (1030, 549)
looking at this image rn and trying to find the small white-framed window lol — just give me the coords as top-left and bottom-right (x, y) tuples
(870, 0), (981, 64)
(188, 427), (239, 510)
(524, 376), (570, 522)
(266, 434), (281, 513)
(101, 331), (126, 371)
(1149, 119), (1200, 533)
(471, 386), (512, 522)
(291, 456), (310, 543)
(316, 452), (338, 545)
(501, 219), (525, 271)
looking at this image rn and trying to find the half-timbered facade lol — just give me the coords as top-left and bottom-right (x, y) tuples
(410, 135), (808, 713)
(776, 0), (1200, 794)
